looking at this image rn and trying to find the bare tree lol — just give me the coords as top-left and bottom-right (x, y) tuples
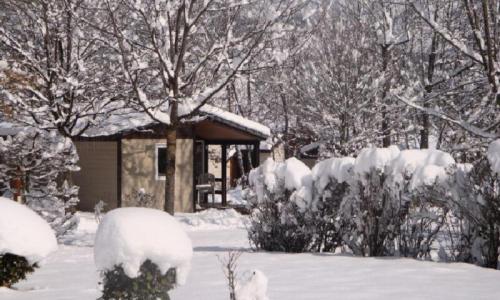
(96, 0), (310, 213)
(0, 0), (122, 137)
(218, 250), (243, 300)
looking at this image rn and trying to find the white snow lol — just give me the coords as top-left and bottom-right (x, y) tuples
(59, 212), (99, 247)
(276, 157), (312, 192)
(93, 207), (193, 284)
(176, 208), (249, 231)
(236, 269), (269, 300)
(354, 145), (400, 175)
(389, 149), (456, 189)
(207, 186), (247, 206)
(390, 149), (455, 178)
(272, 157), (313, 210)
(0, 197), (57, 264)
(4, 210), (500, 300)
(487, 139), (500, 174)
(199, 105), (271, 138)
(248, 157), (282, 202)
(409, 165), (449, 190)
(82, 104), (270, 138)
(311, 157), (355, 194)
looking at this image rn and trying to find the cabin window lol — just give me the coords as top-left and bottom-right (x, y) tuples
(155, 144), (167, 180)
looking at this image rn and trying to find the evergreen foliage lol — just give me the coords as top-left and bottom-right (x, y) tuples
(99, 260), (176, 300)
(0, 253), (37, 288)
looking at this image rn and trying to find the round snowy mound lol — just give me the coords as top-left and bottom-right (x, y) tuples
(0, 197), (57, 264)
(94, 207), (193, 284)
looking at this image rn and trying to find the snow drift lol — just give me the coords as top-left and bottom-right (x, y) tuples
(94, 207), (193, 284)
(236, 269), (269, 300)
(0, 197), (57, 264)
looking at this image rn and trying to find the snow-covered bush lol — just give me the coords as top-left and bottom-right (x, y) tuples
(388, 149), (455, 259)
(310, 157), (354, 252)
(94, 207), (193, 299)
(246, 142), (499, 268)
(445, 152), (500, 269)
(0, 198), (57, 287)
(338, 146), (401, 256)
(0, 130), (79, 237)
(246, 158), (315, 252)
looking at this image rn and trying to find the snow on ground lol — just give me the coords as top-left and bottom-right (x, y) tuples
(3, 209), (500, 300)
(176, 208), (249, 230)
(207, 186), (247, 206)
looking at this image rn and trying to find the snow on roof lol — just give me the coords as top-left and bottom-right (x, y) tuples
(94, 207), (193, 284)
(0, 197), (58, 264)
(300, 142), (321, 154)
(83, 104), (270, 139)
(199, 105), (271, 138)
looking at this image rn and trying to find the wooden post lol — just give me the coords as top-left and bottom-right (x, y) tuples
(203, 143), (209, 204)
(221, 143), (227, 206)
(252, 141), (260, 167)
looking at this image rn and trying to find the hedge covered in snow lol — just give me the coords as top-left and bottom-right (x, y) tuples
(94, 207), (193, 299)
(246, 140), (500, 269)
(0, 197), (57, 287)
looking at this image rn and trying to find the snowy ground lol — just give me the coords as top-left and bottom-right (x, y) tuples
(3, 210), (500, 300)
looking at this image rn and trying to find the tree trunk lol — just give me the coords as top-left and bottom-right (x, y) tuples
(420, 102), (430, 149)
(164, 127), (177, 214)
(381, 45), (391, 147)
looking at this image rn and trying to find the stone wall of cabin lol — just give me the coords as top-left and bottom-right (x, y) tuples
(121, 138), (194, 212)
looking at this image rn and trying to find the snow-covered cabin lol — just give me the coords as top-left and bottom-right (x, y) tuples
(70, 106), (270, 213)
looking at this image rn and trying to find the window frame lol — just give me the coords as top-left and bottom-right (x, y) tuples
(155, 143), (167, 181)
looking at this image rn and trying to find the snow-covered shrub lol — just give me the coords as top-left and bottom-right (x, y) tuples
(445, 153), (500, 269)
(0, 198), (57, 287)
(94, 208), (193, 299)
(310, 157), (354, 252)
(388, 149), (455, 259)
(246, 158), (315, 252)
(0, 130), (79, 237)
(338, 146), (401, 256)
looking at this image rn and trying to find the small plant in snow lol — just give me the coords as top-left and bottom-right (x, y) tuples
(218, 251), (269, 300)
(94, 200), (106, 223)
(218, 250), (243, 300)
